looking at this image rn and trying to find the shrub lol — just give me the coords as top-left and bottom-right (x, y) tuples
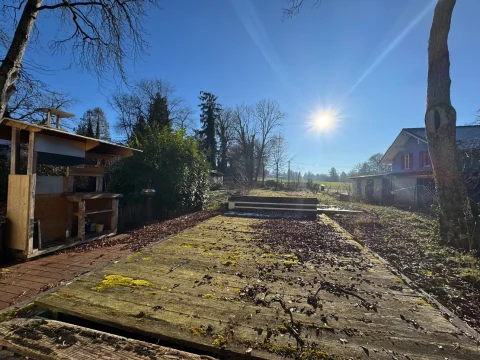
(108, 128), (209, 212)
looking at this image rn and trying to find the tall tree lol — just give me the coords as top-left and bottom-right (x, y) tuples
(216, 108), (234, 174)
(86, 118), (94, 138)
(425, 0), (473, 246)
(270, 134), (288, 190)
(339, 171), (348, 183)
(112, 79), (193, 140)
(253, 99), (285, 183)
(328, 167), (339, 182)
(198, 91), (221, 167)
(148, 92), (171, 130)
(232, 104), (257, 185)
(76, 108), (110, 140)
(0, 0), (154, 120)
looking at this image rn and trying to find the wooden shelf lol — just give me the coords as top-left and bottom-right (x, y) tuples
(73, 209), (112, 216)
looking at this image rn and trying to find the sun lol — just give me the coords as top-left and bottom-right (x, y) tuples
(308, 109), (338, 133)
(314, 112), (333, 130)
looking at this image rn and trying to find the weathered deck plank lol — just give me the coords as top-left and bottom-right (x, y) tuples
(0, 318), (209, 359)
(34, 216), (479, 359)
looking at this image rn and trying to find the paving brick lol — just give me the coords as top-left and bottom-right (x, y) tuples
(6, 279), (46, 289)
(0, 292), (15, 303)
(2, 284), (27, 296)
(0, 301), (11, 310)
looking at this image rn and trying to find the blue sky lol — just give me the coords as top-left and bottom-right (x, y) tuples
(27, 0), (480, 174)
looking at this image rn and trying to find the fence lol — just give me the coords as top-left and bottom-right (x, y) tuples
(117, 202), (184, 232)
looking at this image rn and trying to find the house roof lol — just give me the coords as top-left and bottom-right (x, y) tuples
(0, 117), (140, 158)
(350, 170), (433, 179)
(380, 125), (480, 165)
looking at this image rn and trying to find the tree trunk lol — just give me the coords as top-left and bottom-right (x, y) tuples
(0, 0), (43, 119)
(254, 144), (265, 184)
(425, 0), (475, 247)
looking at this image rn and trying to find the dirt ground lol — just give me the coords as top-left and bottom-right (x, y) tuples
(34, 215), (479, 359)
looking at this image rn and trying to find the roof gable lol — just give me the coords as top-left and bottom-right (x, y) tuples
(380, 125), (480, 165)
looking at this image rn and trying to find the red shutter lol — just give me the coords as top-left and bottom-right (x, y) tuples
(409, 153), (413, 169)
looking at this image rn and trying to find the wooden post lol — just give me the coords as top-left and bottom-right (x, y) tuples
(111, 199), (119, 234)
(10, 128), (20, 175)
(27, 131), (36, 175)
(26, 174), (36, 256)
(95, 160), (103, 192)
(46, 110), (52, 127)
(66, 202), (73, 239)
(78, 200), (86, 240)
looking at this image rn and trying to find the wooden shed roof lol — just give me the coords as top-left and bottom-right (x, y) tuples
(0, 117), (140, 158)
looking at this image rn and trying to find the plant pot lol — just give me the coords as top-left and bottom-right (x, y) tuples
(96, 224), (104, 233)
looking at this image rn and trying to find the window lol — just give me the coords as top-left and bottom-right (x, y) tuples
(401, 153), (413, 170)
(420, 150), (431, 167)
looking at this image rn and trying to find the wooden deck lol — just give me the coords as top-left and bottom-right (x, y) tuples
(0, 318), (208, 359)
(34, 215), (479, 359)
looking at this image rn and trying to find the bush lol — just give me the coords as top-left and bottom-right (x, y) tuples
(108, 128), (209, 212)
(264, 179), (276, 188)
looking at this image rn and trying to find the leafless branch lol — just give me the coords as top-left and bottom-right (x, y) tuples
(283, 0), (321, 18)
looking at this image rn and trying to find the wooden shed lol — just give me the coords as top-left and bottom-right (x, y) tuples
(0, 110), (138, 259)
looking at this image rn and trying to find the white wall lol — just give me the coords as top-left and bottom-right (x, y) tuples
(36, 176), (64, 194)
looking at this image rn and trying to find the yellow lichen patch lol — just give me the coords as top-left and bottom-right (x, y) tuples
(283, 254), (298, 260)
(126, 253), (141, 260)
(57, 292), (75, 298)
(180, 243), (194, 248)
(283, 260), (299, 266)
(277, 325), (288, 334)
(203, 252), (215, 257)
(416, 298), (429, 306)
(92, 275), (155, 292)
(393, 276), (404, 284)
(221, 260), (237, 266)
(261, 253), (276, 258)
(142, 257), (152, 261)
(189, 326), (207, 336)
(160, 286), (169, 291)
(202, 293), (219, 300)
(231, 287), (241, 294)
(212, 334), (227, 347)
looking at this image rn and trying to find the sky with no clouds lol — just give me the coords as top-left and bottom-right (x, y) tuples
(25, 0), (480, 174)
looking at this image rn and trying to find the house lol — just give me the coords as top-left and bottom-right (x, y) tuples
(350, 125), (480, 208)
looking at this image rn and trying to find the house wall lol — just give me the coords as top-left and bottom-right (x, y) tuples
(392, 137), (429, 173)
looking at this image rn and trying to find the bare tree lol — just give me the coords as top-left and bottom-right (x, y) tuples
(253, 99), (285, 183)
(6, 73), (75, 125)
(216, 107), (235, 174)
(0, 0), (155, 119)
(425, 0), (474, 247)
(270, 134), (288, 190)
(111, 78), (194, 139)
(232, 104), (257, 185)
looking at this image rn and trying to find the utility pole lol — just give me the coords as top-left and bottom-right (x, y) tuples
(287, 160), (291, 184)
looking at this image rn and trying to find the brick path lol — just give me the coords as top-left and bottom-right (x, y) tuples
(0, 238), (131, 311)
